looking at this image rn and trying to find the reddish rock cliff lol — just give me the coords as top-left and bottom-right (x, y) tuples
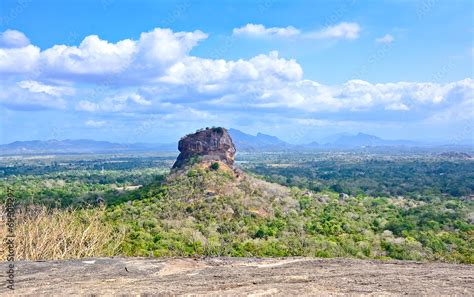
(172, 127), (236, 169)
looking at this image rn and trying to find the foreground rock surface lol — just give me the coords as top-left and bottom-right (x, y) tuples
(6, 257), (473, 295)
(173, 127), (236, 169)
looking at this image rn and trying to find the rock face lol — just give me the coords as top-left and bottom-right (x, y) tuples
(9, 257), (474, 295)
(172, 127), (236, 169)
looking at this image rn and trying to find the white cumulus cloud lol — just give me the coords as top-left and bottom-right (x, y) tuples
(40, 35), (137, 77)
(0, 28), (208, 82)
(76, 92), (153, 113)
(233, 24), (300, 37)
(17, 80), (75, 97)
(160, 50), (302, 86)
(0, 82), (67, 110)
(0, 27), (472, 130)
(0, 30), (30, 48)
(233, 22), (361, 40)
(306, 22), (361, 40)
(375, 34), (394, 44)
(0, 44), (40, 74)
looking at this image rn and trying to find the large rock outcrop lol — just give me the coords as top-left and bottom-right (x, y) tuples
(172, 127), (236, 169)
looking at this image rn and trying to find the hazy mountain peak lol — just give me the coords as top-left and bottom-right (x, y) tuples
(228, 129), (290, 151)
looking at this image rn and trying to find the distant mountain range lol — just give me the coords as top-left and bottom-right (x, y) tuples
(230, 130), (470, 151)
(228, 129), (293, 151)
(320, 132), (419, 148)
(0, 139), (176, 155)
(0, 129), (471, 155)
(229, 130), (421, 151)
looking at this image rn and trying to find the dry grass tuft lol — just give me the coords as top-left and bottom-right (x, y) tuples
(0, 206), (124, 261)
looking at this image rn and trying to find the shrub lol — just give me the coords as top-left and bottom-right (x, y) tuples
(0, 206), (123, 261)
(211, 127), (224, 134)
(210, 162), (220, 171)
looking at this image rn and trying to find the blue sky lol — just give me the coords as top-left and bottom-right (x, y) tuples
(0, 0), (473, 144)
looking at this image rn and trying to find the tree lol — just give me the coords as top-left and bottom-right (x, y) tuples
(210, 162), (220, 170)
